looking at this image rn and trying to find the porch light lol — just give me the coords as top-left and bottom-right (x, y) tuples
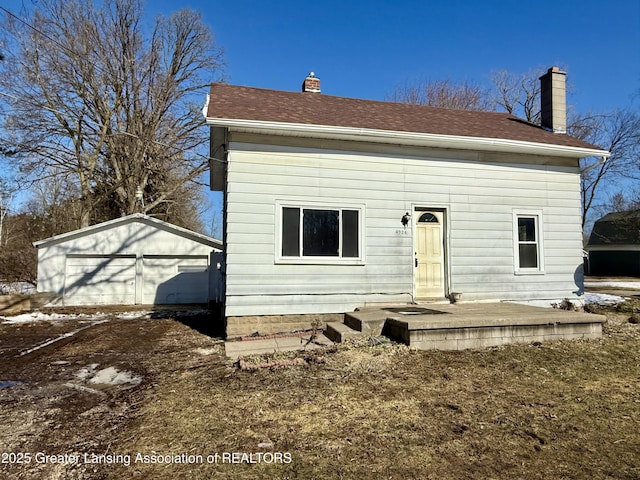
(401, 212), (411, 229)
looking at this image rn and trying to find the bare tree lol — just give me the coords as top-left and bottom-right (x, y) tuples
(603, 191), (640, 214)
(490, 68), (544, 122)
(389, 68), (639, 234)
(387, 78), (493, 111)
(572, 109), (640, 227)
(0, 177), (13, 248)
(0, 0), (224, 229)
(489, 69), (640, 227)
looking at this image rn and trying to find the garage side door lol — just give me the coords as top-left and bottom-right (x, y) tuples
(142, 256), (209, 304)
(64, 255), (136, 306)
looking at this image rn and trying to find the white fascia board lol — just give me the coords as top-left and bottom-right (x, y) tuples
(206, 118), (610, 160)
(33, 213), (222, 249)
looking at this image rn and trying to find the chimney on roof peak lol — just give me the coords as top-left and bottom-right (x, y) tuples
(539, 66), (567, 133)
(302, 72), (321, 93)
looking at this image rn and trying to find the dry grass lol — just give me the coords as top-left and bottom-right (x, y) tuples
(106, 309), (640, 480)
(1, 304), (639, 479)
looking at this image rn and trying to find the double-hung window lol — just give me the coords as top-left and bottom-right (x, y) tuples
(513, 210), (544, 274)
(278, 203), (363, 264)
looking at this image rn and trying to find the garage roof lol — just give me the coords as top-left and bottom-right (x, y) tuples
(33, 214), (222, 250)
(588, 210), (640, 246)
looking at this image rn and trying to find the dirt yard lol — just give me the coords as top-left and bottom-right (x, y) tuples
(1, 302), (639, 480)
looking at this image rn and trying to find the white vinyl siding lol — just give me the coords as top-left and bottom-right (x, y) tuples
(224, 139), (584, 316)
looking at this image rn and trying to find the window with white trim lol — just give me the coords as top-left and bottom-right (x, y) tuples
(513, 211), (544, 273)
(278, 204), (363, 263)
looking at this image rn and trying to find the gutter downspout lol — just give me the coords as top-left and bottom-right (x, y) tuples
(581, 155), (610, 174)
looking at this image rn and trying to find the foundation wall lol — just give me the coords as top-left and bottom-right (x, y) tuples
(404, 322), (602, 350)
(226, 313), (344, 338)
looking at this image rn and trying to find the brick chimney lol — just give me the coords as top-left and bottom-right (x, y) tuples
(302, 72), (321, 93)
(539, 66), (567, 133)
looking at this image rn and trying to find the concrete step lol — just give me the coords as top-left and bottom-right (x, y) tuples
(325, 321), (366, 343)
(344, 311), (388, 335)
(225, 332), (334, 359)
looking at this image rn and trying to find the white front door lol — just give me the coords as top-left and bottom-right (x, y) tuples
(414, 210), (445, 299)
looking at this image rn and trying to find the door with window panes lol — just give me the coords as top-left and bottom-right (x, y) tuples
(414, 210), (445, 298)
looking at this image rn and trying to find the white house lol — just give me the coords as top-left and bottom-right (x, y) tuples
(203, 68), (609, 336)
(34, 214), (222, 306)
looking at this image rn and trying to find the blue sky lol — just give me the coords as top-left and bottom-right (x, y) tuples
(5, 0), (637, 114)
(2, 0), (639, 233)
(150, 0), (640, 114)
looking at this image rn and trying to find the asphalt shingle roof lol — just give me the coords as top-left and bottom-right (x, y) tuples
(206, 83), (602, 151)
(588, 210), (640, 245)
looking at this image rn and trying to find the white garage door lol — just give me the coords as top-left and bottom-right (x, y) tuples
(64, 255), (136, 306)
(142, 256), (209, 304)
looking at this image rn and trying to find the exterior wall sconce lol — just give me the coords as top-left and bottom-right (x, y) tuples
(401, 212), (411, 230)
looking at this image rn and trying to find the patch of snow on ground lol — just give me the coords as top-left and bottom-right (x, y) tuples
(1, 311), (152, 324)
(585, 281), (640, 289)
(86, 366), (141, 386)
(194, 347), (220, 356)
(76, 364), (101, 381)
(0, 282), (36, 295)
(1, 311), (108, 324)
(116, 311), (152, 319)
(583, 293), (626, 306)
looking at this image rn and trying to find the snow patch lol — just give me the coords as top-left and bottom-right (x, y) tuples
(584, 281), (640, 289)
(583, 293), (626, 306)
(76, 364), (101, 381)
(0, 282), (36, 295)
(1, 311), (152, 324)
(194, 347), (219, 356)
(1, 312), (108, 324)
(88, 367), (141, 386)
(76, 364), (141, 386)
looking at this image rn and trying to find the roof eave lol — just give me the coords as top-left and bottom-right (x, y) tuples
(206, 118), (610, 160)
(33, 213), (223, 249)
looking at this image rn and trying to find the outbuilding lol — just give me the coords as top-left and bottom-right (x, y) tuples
(34, 214), (222, 306)
(587, 210), (640, 277)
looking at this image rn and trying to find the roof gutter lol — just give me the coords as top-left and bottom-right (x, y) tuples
(581, 155), (609, 174)
(205, 118), (610, 160)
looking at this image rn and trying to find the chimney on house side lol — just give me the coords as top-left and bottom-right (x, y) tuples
(539, 66), (567, 133)
(302, 72), (321, 93)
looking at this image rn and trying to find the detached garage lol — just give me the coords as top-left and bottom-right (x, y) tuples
(587, 210), (640, 277)
(34, 214), (222, 306)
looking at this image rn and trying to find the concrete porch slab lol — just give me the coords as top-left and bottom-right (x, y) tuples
(224, 333), (334, 359)
(385, 302), (603, 330)
(377, 302), (605, 350)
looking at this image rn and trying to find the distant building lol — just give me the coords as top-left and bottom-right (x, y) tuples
(587, 210), (640, 277)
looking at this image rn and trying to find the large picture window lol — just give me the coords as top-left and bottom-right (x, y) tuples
(513, 211), (544, 274)
(279, 204), (362, 263)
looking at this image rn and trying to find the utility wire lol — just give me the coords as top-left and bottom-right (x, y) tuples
(0, 90), (225, 167)
(0, 6), (222, 163)
(0, 5), (213, 99)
